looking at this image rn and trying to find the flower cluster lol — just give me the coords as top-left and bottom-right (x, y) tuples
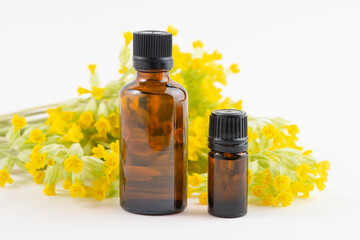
(0, 26), (329, 207)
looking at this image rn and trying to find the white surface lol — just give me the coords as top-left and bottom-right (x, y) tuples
(1, 0), (360, 239)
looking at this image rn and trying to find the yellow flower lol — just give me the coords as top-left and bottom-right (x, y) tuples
(123, 32), (133, 46)
(91, 86), (105, 100)
(188, 173), (203, 187)
(108, 112), (119, 128)
(248, 169), (252, 183)
(92, 144), (106, 158)
(234, 99), (242, 110)
(290, 181), (305, 196)
(275, 192), (293, 207)
(46, 159), (55, 166)
(248, 128), (258, 142)
(25, 162), (37, 175)
(192, 40), (203, 48)
(104, 152), (119, 169)
(106, 167), (119, 184)
(262, 169), (272, 186)
(303, 150), (313, 156)
(314, 177), (326, 191)
(91, 179), (108, 200)
(0, 169), (14, 187)
(32, 144), (43, 153)
(64, 155), (83, 174)
(251, 185), (264, 197)
(286, 124), (299, 137)
(95, 116), (111, 135)
(11, 114), (26, 131)
(77, 111), (94, 129)
(88, 64), (97, 74)
(77, 86), (90, 95)
(61, 111), (75, 121)
(296, 164), (316, 181)
(69, 182), (86, 198)
(167, 25), (178, 36)
(110, 140), (120, 154)
(199, 192), (208, 205)
(188, 186), (194, 198)
(316, 161), (330, 178)
(30, 152), (46, 169)
(43, 184), (56, 196)
(262, 124), (279, 140)
(230, 63), (240, 73)
(33, 171), (45, 184)
(63, 178), (72, 190)
(273, 175), (291, 192)
(119, 65), (128, 74)
(29, 129), (46, 144)
(302, 184), (314, 198)
(63, 123), (84, 143)
(261, 194), (275, 206)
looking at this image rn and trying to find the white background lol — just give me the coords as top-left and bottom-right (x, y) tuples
(1, 0), (360, 239)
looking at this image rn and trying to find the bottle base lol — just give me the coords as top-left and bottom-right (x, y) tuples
(120, 199), (186, 216)
(208, 208), (247, 218)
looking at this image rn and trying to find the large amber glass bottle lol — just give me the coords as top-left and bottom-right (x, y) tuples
(119, 31), (188, 215)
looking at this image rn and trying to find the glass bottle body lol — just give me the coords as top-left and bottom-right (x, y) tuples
(119, 70), (188, 215)
(208, 150), (248, 218)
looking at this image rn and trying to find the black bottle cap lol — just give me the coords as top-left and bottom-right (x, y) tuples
(132, 30), (173, 70)
(208, 109), (248, 153)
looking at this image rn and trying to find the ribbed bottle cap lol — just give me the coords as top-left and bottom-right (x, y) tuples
(208, 109), (248, 153)
(133, 30), (173, 70)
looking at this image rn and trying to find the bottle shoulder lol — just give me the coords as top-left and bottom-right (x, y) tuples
(209, 150), (248, 160)
(119, 78), (187, 102)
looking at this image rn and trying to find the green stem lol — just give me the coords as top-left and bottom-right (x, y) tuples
(0, 103), (59, 123)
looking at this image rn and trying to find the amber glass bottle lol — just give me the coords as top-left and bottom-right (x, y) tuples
(208, 109), (248, 218)
(119, 31), (188, 215)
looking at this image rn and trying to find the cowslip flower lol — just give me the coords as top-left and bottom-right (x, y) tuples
(95, 116), (111, 135)
(275, 192), (293, 207)
(110, 140), (120, 154)
(91, 86), (105, 100)
(69, 182), (86, 198)
(262, 169), (273, 186)
(199, 192), (208, 205)
(77, 111), (94, 129)
(261, 194), (275, 206)
(296, 164), (316, 181)
(104, 152), (119, 169)
(193, 40), (203, 48)
(88, 64), (97, 74)
(273, 175), (291, 192)
(62, 123), (84, 143)
(30, 152), (46, 169)
(91, 179), (108, 201)
(230, 63), (240, 73)
(33, 171), (45, 184)
(262, 124), (279, 140)
(92, 144), (106, 158)
(316, 161), (330, 178)
(167, 25), (178, 36)
(188, 173), (203, 187)
(63, 178), (73, 190)
(123, 32), (133, 46)
(251, 185), (264, 197)
(0, 169), (14, 187)
(43, 184), (56, 196)
(11, 114), (26, 131)
(29, 129), (46, 144)
(64, 155), (83, 174)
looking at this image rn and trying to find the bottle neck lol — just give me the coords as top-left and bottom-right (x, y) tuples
(136, 69), (170, 83)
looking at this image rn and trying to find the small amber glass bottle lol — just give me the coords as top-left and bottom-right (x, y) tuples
(119, 31), (188, 215)
(208, 109), (248, 218)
